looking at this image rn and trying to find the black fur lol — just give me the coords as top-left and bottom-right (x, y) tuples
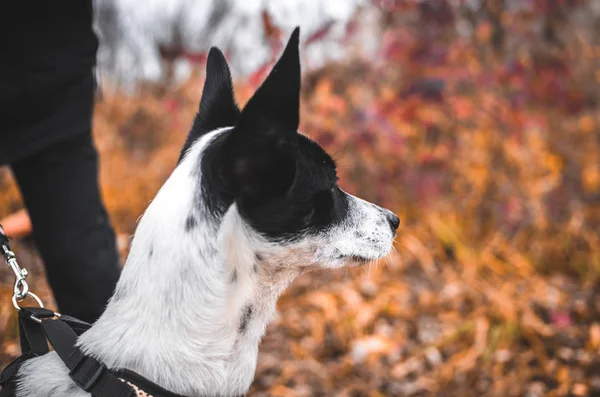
(179, 47), (240, 162)
(238, 305), (253, 333)
(222, 28), (303, 204)
(236, 27), (301, 135)
(185, 214), (197, 231)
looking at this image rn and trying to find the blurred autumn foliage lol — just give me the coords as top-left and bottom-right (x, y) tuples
(2, 1), (600, 396)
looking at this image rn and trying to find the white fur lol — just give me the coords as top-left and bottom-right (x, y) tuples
(16, 129), (395, 397)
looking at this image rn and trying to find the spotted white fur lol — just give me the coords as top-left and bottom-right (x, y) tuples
(15, 127), (396, 396)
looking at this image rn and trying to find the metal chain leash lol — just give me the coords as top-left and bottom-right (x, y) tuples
(0, 224), (45, 310)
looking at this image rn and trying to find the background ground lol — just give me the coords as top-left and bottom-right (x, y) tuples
(2, 2), (600, 396)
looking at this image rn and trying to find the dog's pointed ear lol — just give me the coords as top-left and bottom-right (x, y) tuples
(237, 27), (301, 133)
(179, 47), (240, 162)
(224, 28), (302, 204)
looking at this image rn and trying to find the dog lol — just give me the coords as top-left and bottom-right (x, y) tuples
(15, 28), (399, 397)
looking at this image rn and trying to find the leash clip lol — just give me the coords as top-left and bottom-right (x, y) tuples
(1, 224), (44, 311)
(4, 247), (30, 300)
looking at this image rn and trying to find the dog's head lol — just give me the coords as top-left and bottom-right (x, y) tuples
(179, 28), (399, 269)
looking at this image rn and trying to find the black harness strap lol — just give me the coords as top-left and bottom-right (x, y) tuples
(0, 308), (54, 390)
(0, 308), (55, 396)
(59, 315), (94, 335)
(40, 318), (134, 397)
(1, 309), (243, 397)
(17, 308), (54, 356)
(0, 354), (33, 394)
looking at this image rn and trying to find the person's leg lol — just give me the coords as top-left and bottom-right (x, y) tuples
(10, 131), (121, 323)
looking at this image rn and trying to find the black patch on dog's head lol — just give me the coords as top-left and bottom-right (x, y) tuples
(220, 27), (302, 206)
(186, 28), (349, 241)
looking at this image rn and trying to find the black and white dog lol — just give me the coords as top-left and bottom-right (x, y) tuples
(16, 28), (398, 397)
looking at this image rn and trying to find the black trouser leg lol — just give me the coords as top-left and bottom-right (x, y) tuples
(10, 131), (121, 323)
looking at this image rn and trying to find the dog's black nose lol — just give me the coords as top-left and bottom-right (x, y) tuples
(386, 212), (400, 231)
